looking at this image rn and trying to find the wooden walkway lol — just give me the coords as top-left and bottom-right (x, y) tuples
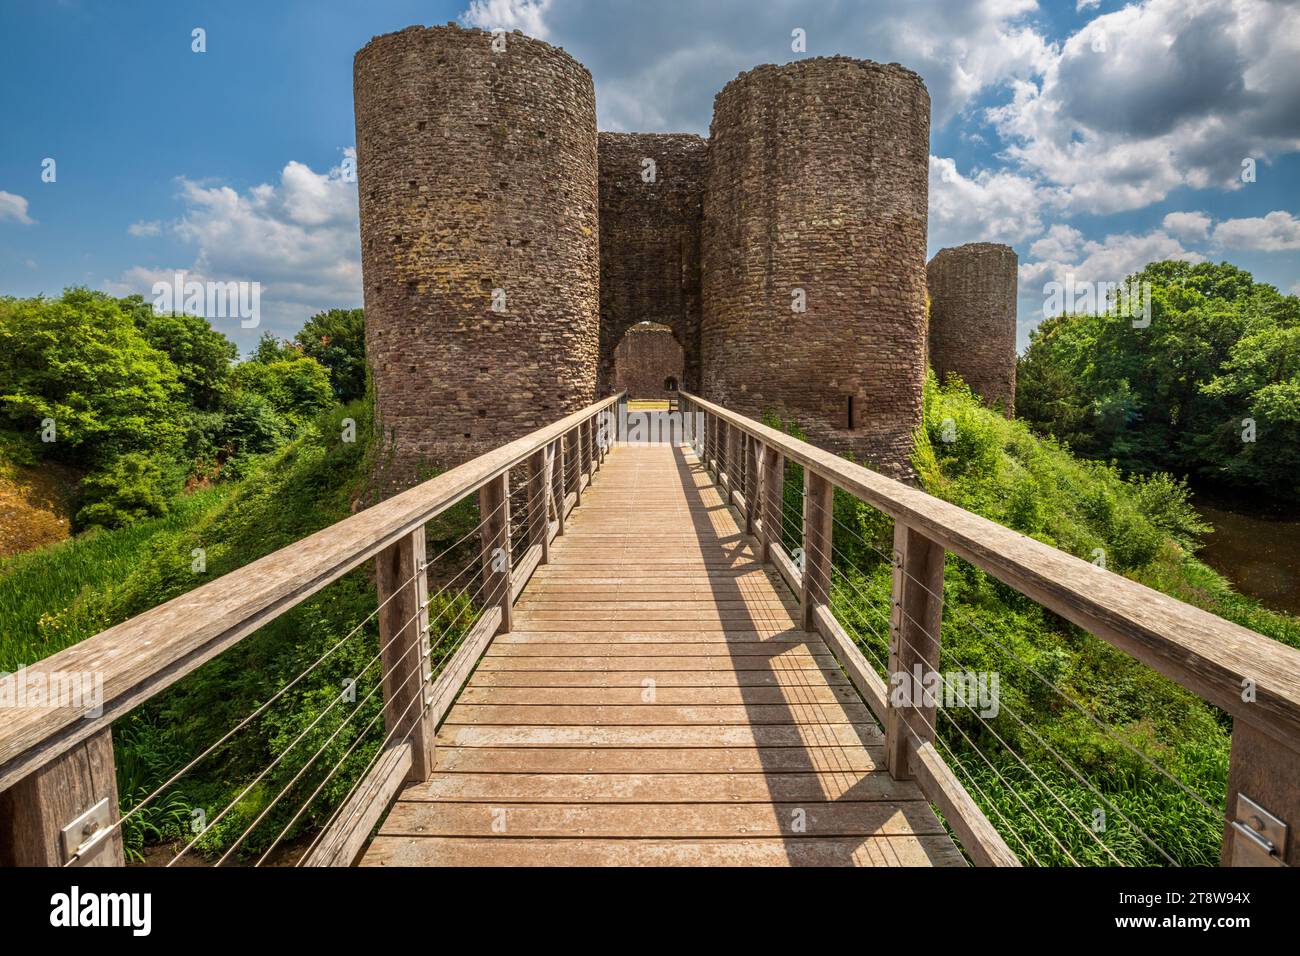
(362, 443), (964, 866)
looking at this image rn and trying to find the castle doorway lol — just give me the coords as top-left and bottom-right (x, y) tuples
(612, 322), (685, 402)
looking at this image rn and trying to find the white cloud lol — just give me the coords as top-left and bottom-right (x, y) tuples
(927, 155), (1053, 252)
(459, 0), (1053, 131)
(1212, 210), (1300, 251)
(128, 220), (162, 237)
(1161, 211), (1212, 243)
(1076, 0), (1101, 9)
(462, 0), (553, 39)
(1028, 223), (1084, 262)
(988, 0), (1300, 215)
(1019, 227), (1204, 293)
(0, 190), (35, 225)
(107, 150), (361, 347)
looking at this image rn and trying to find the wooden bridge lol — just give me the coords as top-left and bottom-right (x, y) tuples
(2, 393), (1298, 867)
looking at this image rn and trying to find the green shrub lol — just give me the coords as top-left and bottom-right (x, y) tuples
(75, 452), (180, 530)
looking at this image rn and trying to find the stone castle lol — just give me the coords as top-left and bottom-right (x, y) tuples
(354, 24), (1017, 483)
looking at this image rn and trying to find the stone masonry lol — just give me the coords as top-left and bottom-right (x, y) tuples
(354, 29), (1019, 485)
(598, 132), (706, 394)
(926, 243), (1018, 417)
(612, 323), (686, 400)
(354, 24), (598, 480)
(701, 58), (931, 478)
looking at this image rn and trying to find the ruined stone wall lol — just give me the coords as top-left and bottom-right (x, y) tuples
(354, 24), (598, 482)
(612, 324), (685, 400)
(700, 57), (931, 478)
(598, 132), (706, 395)
(926, 243), (1018, 416)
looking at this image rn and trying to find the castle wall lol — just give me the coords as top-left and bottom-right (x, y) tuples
(598, 132), (706, 394)
(926, 243), (1019, 417)
(612, 324), (685, 400)
(700, 57), (931, 478)
(354, 24), (599, 481)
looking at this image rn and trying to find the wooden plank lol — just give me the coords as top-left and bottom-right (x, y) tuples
(380, 800), (946, 838)
(434, 723), (883, 748)
(441, 702), (874, 726)
(680, 391), (1300, 749)
(908, 739), (1020, 867)
(432, 745), (882, 773)
(399, 770), (925, 803)
(455, 683), (859, 705)
(483, 640), (834, 656)
(300, 742), (412, 868)
(361, 835), (967, 867)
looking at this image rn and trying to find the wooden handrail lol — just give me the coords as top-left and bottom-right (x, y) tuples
(0, 393), (623, 794)
(681, 392), (1300, 747)
(682, 391), (1300, 867)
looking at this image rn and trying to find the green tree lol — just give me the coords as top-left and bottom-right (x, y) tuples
(231, 347), (334, 425)
(0, 288), (185, 467)
(294, 308), (366, 402)
(130, 303), (238, 410)
(1016, 261), (1300, 501)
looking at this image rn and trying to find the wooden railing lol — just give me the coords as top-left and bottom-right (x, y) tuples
(0, 394), (622, 866)
(680, 391), (1300, 867)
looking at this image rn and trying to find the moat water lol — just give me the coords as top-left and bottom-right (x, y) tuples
(1193, 490), (1300, 616)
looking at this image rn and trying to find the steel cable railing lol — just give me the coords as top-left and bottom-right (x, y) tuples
(682, 394), (1232, 867)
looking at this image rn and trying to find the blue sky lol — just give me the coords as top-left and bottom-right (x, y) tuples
(1, 0), (1297, 354)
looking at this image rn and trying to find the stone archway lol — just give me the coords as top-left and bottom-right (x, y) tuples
(612, 322), (685, 400)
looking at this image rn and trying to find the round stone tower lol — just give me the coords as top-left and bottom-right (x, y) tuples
(701, 57), (930, 478)
(926, 243), (1019, 417)
(354, 24), (599, 481)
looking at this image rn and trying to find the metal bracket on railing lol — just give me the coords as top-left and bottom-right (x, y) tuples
(60, 797), (114, 866)
(1230, 794), (1289, 866)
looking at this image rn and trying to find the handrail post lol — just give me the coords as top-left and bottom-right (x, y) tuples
(1221, 725), (1299, 865)
(801, 469), (833, 632)
(553, 436), (567, 536)
(720, 420), (731, 486)
(571, 428), (583, 506)
(0, 727), (125, 865)
(704, 411), (716, 475)
(527, 447), (550, 564)
(375, 525), (436, 782)
(886, 522), (945, 780)
(760, 444), (784, 562)
(478, 473), (512, 635)
(744, 435), (758, 535)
